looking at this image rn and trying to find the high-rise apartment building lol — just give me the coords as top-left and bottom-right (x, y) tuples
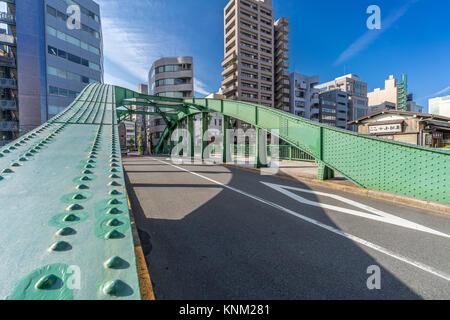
(429, 95), (450, 118)
(316, 74), (369, 131)
(221, 0), (290, 111)
(0, 0), (103, 146)
(289, 73), (320, 119)
(148, 56), (194, 147)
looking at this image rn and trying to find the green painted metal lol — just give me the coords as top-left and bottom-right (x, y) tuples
(114, 84), (450, 204)
(0, 84), (141, 300)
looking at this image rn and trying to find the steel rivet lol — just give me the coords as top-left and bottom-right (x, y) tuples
(107, 218), (121, 226)
(109, 181), (121, 187)
(108, 199), (120, 205)
(2, 168), (13, 173)
(49, 241), (71, 251)
(77, 184), (89, 190)
(63, 214), (78, 222)
(102, 280), (125, 296)
(104, 256), (125, 269)
(11, 163), (20, 167)
(105, 230), (123, 239)
(107, 208), (120, 215)
(80, 176), (91, 181)
(66, 204), (83, 211)
(35, 274), (58, 290)
(109, 174), (120, 179)
(56, 227), (75, 236)
(72, 194), (85, 200)
(109, 190), (120, 195)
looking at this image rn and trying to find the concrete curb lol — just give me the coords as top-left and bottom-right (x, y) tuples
(219, 163), (450, 216)
(127, 194), (156, 300)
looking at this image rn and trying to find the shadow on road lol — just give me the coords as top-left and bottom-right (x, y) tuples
(123, 158), (421, 300)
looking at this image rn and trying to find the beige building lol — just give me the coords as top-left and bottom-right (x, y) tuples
(349, 110), (450, 148)
(368, 75), (424, 114)
(367, 75), (398, 113)
(221, 0), (290, 111)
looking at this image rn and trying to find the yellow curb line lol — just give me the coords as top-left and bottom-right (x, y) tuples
(312, 179), (367, 191)
(127, 193), (156, 300)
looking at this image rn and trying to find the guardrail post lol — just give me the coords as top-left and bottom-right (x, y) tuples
(289, 145), (293, 161)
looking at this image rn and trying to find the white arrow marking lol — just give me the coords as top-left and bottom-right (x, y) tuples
(153, 158), (450, 282)
(261, 182), (450, 239)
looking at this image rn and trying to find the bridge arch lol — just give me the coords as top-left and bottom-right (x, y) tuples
(114, 85), (450, 204)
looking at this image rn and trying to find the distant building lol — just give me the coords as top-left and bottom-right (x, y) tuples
(349, 110), (450, 148)
(288, 73), (320, 119)
(221, 0), (290, 111)
(316, 74), (369, 131)
(429, 95), (450, 118)
(148, 56), (194, 147)
(319, 89), (349, 129)
(1, 0), (104, 145)
(368, 75), (423, 114)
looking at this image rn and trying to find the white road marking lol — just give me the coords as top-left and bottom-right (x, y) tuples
(262, 182), (450, 239)
(153, 158), (450, 283)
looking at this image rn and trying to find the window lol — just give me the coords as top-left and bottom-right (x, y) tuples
(68, 53), (81, 64)
(48, 46), (57, 56)
(57, 49), (67, 59)
(59, 88), (68, 97)
(47, 45), (101, 72)
(49, 86), (59, 95)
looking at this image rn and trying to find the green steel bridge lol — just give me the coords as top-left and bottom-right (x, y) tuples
(0, 83), (448, 300)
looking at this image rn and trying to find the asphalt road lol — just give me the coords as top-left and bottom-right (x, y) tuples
(123, 156), (450, 300)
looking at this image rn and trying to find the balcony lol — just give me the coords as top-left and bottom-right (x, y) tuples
(0, 34), (16, 47)
(0, 99), (17, 111)
(222, 74), (237, 86)
(0, 56), (16, 68)
(222, 85), (238, 95)
(221, 52), (237, 67)
(0, 12), (15, 25)
(0, 78), (17, 89)
(279, 34), (290, 44)
(0, 121), (18, 131)
(222, 63), (237, 77)
(276, 42), (289, 51)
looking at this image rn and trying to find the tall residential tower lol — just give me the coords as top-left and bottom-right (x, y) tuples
(148, 56), (194, 147)
(221, 0), (290, 111)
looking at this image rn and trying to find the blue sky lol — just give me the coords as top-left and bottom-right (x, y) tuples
(96, 0), (450, 111)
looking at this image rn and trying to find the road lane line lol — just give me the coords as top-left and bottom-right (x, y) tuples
(154, 158), (450, 283)
(262, 182), (450, 239)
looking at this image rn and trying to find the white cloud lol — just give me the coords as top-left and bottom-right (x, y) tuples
(104, 72), (137, 91)
(97, 0), (184, 82)
(431, 86), (450, 97)
(194, 77), (211, 96)
(334, 0), (419, 66)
